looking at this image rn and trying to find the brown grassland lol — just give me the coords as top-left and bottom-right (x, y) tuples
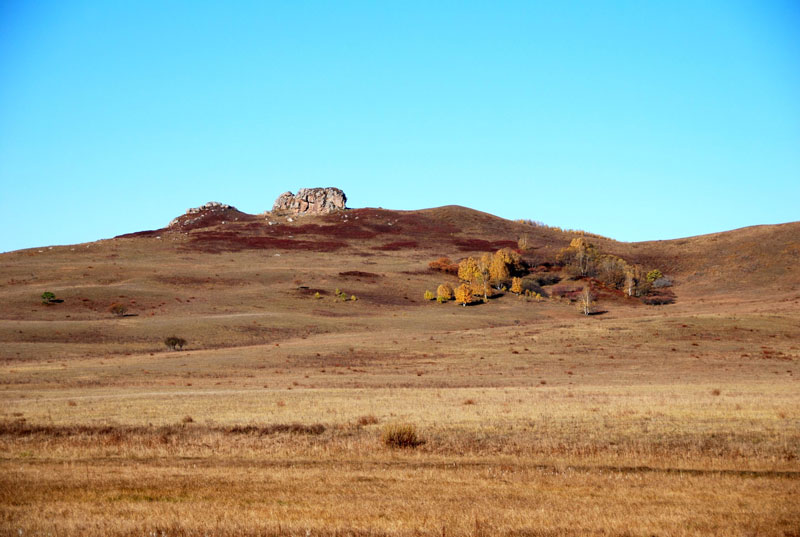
(1, 205), (799, 536)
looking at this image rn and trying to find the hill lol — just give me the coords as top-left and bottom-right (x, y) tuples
(1, 202), (799, 536)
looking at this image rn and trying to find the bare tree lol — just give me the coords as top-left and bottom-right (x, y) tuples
(578, 286), (595, 316)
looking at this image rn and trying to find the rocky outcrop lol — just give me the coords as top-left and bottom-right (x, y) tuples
(169, 202), (242, 230)
(272, 188), (347, 216)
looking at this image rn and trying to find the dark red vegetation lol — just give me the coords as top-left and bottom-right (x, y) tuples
(187, 231), (346, 254)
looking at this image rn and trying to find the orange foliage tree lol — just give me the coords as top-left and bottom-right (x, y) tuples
(454, 283), (473, 306)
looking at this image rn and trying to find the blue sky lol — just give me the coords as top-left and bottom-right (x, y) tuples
(1, 1), (798, 252)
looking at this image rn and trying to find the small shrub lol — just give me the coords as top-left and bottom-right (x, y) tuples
(164, 336), (187, 351)
(350, 295), (357, 301)
(424, 290), (435, 301)
(462, 398), (476, 405)
(646, 269), (663, 283)
(109, 303), (128, 317)
(41, 291), (56, 305)
(381, 423), (423, 448)
(314, 292), (322, 299)
(182, 415), (194, 423)
(357, 415), (379, 426)
(711, 389), (721, 396)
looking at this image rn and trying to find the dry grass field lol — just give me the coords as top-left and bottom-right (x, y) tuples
(1, 205), (799, 536)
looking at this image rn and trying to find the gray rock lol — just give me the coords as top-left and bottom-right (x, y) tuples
(272, 187), (347, 216)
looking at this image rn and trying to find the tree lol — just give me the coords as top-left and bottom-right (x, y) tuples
(164, 336), (187, 350)
(454, 283), (473, 306)
(41, 291), (56, 305)
(423, 290), (435, 301)
(578, 286), (596, 316)
(646, 269), (663, 283)
(557, 237), (598, 277)
(510, 277), (523, 295)
(490, 248), (523, 281)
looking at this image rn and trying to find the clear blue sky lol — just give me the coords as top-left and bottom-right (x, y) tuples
(1, 1), (798, 252)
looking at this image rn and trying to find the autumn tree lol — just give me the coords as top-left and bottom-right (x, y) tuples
(510, 277), (523, 295)
(557, 237), (598, 277)
(458, 256), (491, 301)
(454, 283), (473, 306)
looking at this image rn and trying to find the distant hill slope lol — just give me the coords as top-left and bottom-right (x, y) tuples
(5, 203), (800, 303)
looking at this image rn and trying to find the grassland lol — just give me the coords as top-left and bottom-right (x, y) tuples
(1, 206), (799, 536)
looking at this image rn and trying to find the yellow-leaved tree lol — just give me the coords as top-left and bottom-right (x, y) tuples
(510, 276), (523, 295)
(454, 283), (473, 306)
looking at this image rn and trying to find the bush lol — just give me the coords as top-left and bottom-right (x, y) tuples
(109, 303), (128, 317)
(436, 284), (453, 301)
(164, 336), (187, 350)
(423, 290), (435, 301)
(428, 257), (458, 275)
(642, 294), (675, 306)
(381, 423), (423, 448)
(357, 415), (379, 426)
(520, 276), (546, 295)
(528, 272), (561, 287)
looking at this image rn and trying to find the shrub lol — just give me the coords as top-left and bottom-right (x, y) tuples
(109, 303), (128, 317)
(350, 295), (357, 301)
(164, 336), (187, 351)
(41, 291), (56, 305)
(646, 269), (663, 283)
(436, 284), (453, 301)
(381, 423), (423, 448)
(528, 272), (561, 287)
(423, 290), (435, 301)
(314, 292), (322, 299)
(357, 415), (379, 426)
(520, 276), (547, 296)
(429, 257), (458, 275)
(642, 294), (675, 306)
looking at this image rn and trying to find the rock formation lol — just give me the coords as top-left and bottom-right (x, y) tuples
(168, 202), (240, 229)
(272, 188), (347, 216)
